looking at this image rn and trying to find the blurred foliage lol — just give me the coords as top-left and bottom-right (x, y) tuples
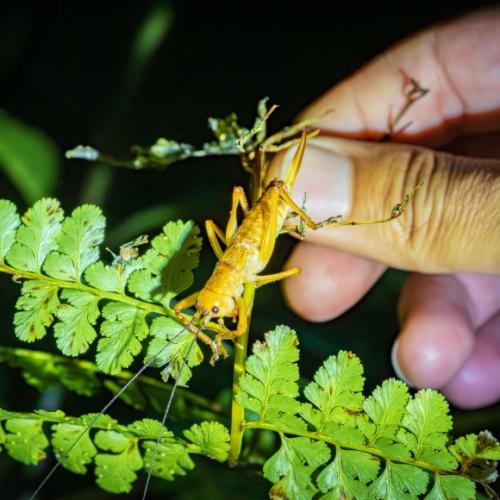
(0, 110), (59, 203)
(0, 0), (498, 498)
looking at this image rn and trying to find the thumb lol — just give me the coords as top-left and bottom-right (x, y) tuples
(272, 136), (500, 273)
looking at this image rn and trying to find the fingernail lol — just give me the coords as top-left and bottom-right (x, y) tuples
(280, 143), (353, 220)
(391, 338), (415, 387)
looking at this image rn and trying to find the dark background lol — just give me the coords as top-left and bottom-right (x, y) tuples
(0, 1), (498, 498)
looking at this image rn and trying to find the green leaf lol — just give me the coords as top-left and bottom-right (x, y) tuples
(14, 280), (60, 342)
(398, 390), (456, 468)
(7, 198), (64, 272)
(317, 449), (380, 499)
(361, 379), (409, 442)
(357, 379), (412, 460)
(94, 430), (143, 494)
(127, 419), (195, 481)
(43, 205), (105, 281)
(142, 440), (194, 481)
(146, 316), (203, 385)
(237, 325), (305, 432)
(451, 431), (500, 483)
(0, 110), (59, 203)
(4, 418), (48, 464)
(425, 474), (476, 500)
(128, 220), (201, 306)
(263, 435), (330, 500)
(0, 200), (20, 262)
(54, 289), (100, 355)
(96, 302), (149, 374)
(183, 421), (230, 462)
(205, 113), (246, 153)
(369, 462), (429, 499)
(51, 422), (97, 474)
(301, 351), (364, 433)
(453, 431), (500, 462)
(84, 261), (129, 293)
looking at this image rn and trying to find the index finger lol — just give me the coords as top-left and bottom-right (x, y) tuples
(302, 7), (500, 146)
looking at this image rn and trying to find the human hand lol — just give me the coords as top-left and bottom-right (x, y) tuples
(271, 8), (500, 408)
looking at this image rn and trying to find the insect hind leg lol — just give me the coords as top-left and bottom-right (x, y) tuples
(225, 186), (249, 242)
(277, 181), (423, 232)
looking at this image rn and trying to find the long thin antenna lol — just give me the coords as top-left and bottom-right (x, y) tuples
(29, 318), (196, 500)
(141, 323), (201, 500)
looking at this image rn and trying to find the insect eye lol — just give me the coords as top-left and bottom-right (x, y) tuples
(211, 306), (219, 314)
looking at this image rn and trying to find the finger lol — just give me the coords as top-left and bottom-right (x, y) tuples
(282, 241), (385, 322)
(272, 138), (500, 273)
(302, 8), (500, 145)
(392, 273), (476, 389)
(442, 312), (500, 409)
(455, 272), (500, 327)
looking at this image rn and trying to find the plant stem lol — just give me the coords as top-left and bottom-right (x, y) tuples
(0, 263), (224, 335)
(0, 345), (225, 416)
(228, 140), (269, 466)
(228, 283), (255, 466)
(244, 421), (456, 476)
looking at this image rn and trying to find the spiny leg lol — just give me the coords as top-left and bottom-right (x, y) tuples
(205, 220), (226, 260)
(259, 186), (280, 264)
(225, 186), (249, 242)
(277, 182), (423, 231)
(254, 267), (300, 288)
(259, 128), (318, 190)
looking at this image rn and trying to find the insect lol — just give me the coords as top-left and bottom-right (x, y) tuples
(106, 234), (149, 267)
(173, 129), (422, 363)
(31, 79), (427, 499)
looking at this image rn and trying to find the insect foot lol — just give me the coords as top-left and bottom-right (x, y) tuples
(317, 215), (343, 228)
(209, 338), (229, 365)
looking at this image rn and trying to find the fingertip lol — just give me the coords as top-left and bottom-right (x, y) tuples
(396, 310), (474, 389)
(442, 313), (500, 409)
(395, 274), (475, 389)
(282, 242), (385, 322)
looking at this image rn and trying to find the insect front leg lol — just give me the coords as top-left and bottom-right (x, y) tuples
(173, 292), (219, 350)
(212, 297), (247, 364)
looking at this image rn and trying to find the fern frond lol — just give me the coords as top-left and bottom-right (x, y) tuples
(0, 409), (230, 494)
(239, 326), (499, 499)
(0, 198), (204, 381)
(236, 325), (304, 432)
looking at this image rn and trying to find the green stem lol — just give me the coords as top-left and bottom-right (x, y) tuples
(0, 263), (166, 314)
(0, 408), (207, 457)
(228, 283), (255, 466)
(244, 421), (458, 477)
(0, 263), (223, 334)
(0, 345), (225, 416)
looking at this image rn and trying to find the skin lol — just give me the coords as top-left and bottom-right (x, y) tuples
(269, 8), (500, 409)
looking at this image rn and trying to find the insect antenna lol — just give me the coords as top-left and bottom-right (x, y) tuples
(141, 320), (204, 500)
(29, 317), (196, 500)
